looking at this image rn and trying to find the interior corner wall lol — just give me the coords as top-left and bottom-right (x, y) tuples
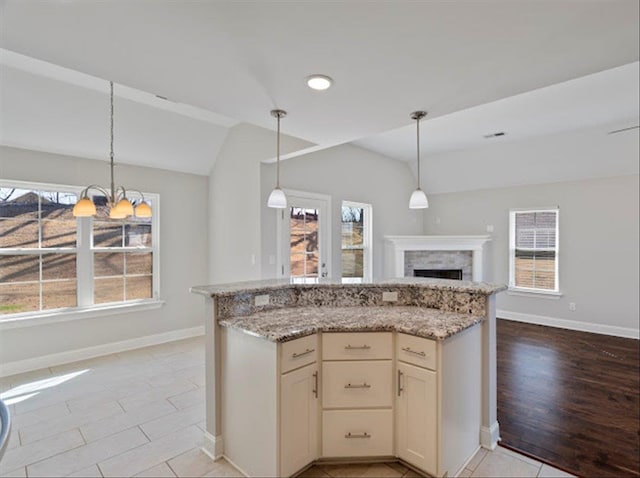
(260, 144), (424, 280)
(208, 123), (313, 284)
(423, 174), (640, 335)
(0, 146), (209, 365)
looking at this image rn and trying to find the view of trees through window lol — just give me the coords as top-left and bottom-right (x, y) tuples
(0, 185), (156, 316)
(341, 205), (365, 280)
(0, 187), (78, 314)
(91, 195), (153, 304)
(289, 208), (319, 278)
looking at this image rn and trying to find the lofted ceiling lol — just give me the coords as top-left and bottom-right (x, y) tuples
(0, 0), (638, 174)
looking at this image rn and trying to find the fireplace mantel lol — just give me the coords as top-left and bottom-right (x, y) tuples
(384, 235), (492, 281)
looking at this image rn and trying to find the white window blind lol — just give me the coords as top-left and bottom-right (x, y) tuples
(510, 208), (559, 292)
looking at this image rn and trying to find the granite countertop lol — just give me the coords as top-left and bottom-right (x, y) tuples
(218, 306), (484, 343)
(191, 277), (506, 298)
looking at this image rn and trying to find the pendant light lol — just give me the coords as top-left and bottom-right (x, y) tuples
(409, 110), (429, 209)
(73, 81), (152, 219)
(267, 109), (288, 208)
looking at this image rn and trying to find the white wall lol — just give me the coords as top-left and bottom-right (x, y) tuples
(208, 123), (313, 283)
(261, 144), (424, 280)
(423, 174), (639, 336)
(0, 146), (210, 365)
(419, 120), (640, 195)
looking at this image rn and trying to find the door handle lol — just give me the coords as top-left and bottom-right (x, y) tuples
(397, 369), (404, 396)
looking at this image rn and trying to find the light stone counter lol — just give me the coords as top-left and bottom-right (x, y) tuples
(219, 306), (484, 342)
(191, 278), (506, 462)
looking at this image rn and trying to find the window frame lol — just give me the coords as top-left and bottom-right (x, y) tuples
(341, 201), (373, 283)
(0, 179), (161, 323)
(508, 207), (560, 296)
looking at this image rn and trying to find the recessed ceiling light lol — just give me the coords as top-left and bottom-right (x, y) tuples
(306, 75), (333, 91)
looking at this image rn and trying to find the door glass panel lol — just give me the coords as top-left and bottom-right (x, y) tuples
(289, 207), (321, 281)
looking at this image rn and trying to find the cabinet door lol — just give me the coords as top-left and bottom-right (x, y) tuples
(396, 362), (437, 476)
(280, 363), (319, 477)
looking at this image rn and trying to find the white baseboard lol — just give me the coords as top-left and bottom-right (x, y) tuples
(202, 432), (224, 460)
(497, 309), (639, 339)
(480, 422), (500, 451)
(0, 326), (205, 377)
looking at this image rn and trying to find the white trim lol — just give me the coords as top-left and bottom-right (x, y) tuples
(221, 454), (250, 478)
(384, 235), (492, 281)
(0, 325), (204, 377)
(479, 422), (501, 450)
(506, 288), (563, 299)
(497, 309), (639, 339)
(0, 299), (165, 330)
(202, 432), (225, 461)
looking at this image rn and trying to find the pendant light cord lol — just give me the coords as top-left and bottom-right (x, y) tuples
(276, 113), (281, 189)
(110, 81), (116, 204)
(416, 115), (421, 190)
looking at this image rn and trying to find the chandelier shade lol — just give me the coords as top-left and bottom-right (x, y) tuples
(72, 81), (152, 219)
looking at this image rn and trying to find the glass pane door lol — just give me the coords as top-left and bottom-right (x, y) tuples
(278, 193), (331, 282)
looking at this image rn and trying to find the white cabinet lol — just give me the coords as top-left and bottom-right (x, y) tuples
(396, 361), (437, 475)
(322, 332), (393, 458)
(280, 363), (319, 477)
(395, 329), (482, 477)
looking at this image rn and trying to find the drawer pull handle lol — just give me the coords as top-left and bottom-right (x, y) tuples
(312, 371), (318, 398)
(398, 370), (404, 396)
(401, 347), (426, 357)
(345, 432), (371, 439)
(344, 345), (371, 350)
(345, 382), (371, 389)
(292, 348), (315, 359)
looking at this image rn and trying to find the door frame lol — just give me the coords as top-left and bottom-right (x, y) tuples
(276, 189), (332, 280)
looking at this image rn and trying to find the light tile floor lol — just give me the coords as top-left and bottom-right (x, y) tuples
(0, 337), (574, 478)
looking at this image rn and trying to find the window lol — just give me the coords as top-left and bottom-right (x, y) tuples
(341, 202), (372, 283)
(509, 208), (559, 293)
(0, 181), (159, 317)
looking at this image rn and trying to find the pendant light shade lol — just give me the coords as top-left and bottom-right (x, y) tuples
(268, 109), (288, 209)
(267, 187), (287, 208)
(409, 188), (429, 209)
(72, 81), (151, 219)
(409, 110), (429, 209)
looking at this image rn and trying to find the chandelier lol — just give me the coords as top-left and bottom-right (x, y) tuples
(73, 81), (152, 219)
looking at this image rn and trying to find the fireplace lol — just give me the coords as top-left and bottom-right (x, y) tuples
(414, 269), (463, 280)
(384, 235), (492, 281)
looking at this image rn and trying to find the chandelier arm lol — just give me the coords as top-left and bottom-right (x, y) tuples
(81, 185), (113, 203)
(124, 188), (147, 203)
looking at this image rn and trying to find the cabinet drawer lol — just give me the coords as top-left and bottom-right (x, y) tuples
(280, 334), (318, 374)
(322, 409), (393, 457)
(322, 361), (392, 408)
(323, 332), (392, 361)
(396, 333), (436, 371)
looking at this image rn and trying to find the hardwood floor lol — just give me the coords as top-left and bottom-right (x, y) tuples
(497, 319), (640, 477)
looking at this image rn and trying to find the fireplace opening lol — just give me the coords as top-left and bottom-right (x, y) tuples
(414, 269), (463, 280)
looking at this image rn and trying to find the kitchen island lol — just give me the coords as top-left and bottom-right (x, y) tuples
(191, 278), (506, 477)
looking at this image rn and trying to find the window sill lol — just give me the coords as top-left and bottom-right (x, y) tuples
(507, 287), (563, 299)
(0, 299), (165, 330)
